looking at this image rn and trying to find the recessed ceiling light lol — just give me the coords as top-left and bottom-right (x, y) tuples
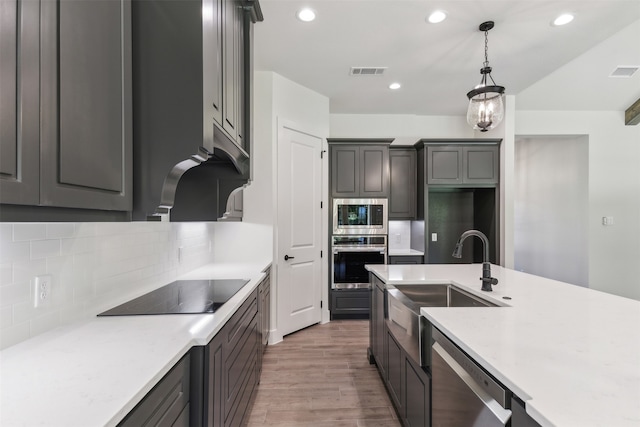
(552, 13), (574, 26)
(389, 83), (401, 90)
(427, 10), (447, 24)
(296, 8), (316, 22)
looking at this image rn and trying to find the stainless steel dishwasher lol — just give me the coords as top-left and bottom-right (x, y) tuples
(431, 327), (512, 427)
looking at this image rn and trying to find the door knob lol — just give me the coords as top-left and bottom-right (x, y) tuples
(284, 255), (295, 261)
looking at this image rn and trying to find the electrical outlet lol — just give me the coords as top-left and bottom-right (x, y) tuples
(602, 216), (615, 226)
(394, 234), (401, 244)
(33, 275), (53, 308)
(431, 233), (438, 242)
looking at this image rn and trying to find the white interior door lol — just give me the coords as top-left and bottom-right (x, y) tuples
(277, 121), (323, 336)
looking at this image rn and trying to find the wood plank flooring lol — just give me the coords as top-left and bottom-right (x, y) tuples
(246, 320), (402, 427)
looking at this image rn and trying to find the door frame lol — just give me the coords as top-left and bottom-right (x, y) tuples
(270, 118), (330, 344)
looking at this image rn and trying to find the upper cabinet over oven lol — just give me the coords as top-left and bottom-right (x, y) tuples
(328, 139), (393, 199)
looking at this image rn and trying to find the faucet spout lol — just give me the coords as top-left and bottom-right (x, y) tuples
(452, 230), (490, 262)
(452, 230), (498, 291)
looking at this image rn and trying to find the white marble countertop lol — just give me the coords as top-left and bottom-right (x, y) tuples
(388, 249), (424, 256)
(0, 262), (271, 427)
(366, 263), (640, 427)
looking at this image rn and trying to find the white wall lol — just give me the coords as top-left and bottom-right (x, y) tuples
(514, 111), (640, 300)
(514, 136), (589, 287)
(247, 71), (330, 343)
(330, 114), (473, 144)
(0, 222), (216, 349)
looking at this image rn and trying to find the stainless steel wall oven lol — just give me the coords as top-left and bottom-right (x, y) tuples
(332, 235), (387, 289)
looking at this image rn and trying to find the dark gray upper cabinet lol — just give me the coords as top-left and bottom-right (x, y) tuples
(40, 0), (132, 210)
(389, 148), (417, 219)
(1, 0), (132, 211)
(132, 0), (261, 220)
(0, 0), (39, 205)
(328, 139), (392, 198)
(421, 141), (500, 186)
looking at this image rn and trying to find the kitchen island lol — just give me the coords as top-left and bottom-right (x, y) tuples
(0, 261), (271, 427)
(367, 264), (640, 427)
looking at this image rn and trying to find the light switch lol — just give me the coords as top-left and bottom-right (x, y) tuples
(431, 233), (438, 242)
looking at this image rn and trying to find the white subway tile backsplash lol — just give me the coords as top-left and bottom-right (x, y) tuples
(46, 223), (76, 239)
(0, 282), (30, 308)
(0, 240), (30, 263)
(12, 259), (47, 284)
(0, 263), (12, 286)
(0, 221), (216, 350)
(0, 224), (13, 242)
(0, 305), (13, 328)
(13, 223), (46, 241)
(31, 239), (61, 260)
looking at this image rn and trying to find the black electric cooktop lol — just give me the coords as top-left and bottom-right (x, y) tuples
(97, 279), (249, 316)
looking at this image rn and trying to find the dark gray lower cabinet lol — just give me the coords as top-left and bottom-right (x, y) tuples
(511, 397), (542, 427)
(405, 356), (430, 427)
(331, 289), (370, 318)
(121, 273), (270, 427)
(388, 255), (424, 265)
(118, 352), (192, 427)
(387, 331), (404, 413)
(370, 276), (431, 427)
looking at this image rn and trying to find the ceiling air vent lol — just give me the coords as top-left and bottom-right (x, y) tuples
(350, 67), (387, 76)
(609, 66), (639, 78)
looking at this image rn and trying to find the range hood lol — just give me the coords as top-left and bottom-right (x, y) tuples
(130, 0), (261, 222)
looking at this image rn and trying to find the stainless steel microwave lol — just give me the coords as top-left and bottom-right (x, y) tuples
(332, 198), (387, 235)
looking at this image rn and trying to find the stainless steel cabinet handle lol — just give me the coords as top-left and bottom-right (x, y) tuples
(284, 255), (295, 261)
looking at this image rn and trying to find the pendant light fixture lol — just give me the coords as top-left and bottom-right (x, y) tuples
(466, 21), (505, 132)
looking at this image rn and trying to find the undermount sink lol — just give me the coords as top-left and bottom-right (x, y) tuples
(392, 284), (497, 314)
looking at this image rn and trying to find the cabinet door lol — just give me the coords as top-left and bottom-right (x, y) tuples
(389, 149), (416, 219)
(0, 0), (39, 205)
(40, 0), (132, 210)
(373, 283), (386, 378)
(463, 146), (499, 184)
(427, 146), (462, 184)
(386, 330), (404, 414)
(330, 146), (359, 198)
(203, 0), (223, 127)
(404, 356), (430, 427)
(360, 145), (389, 197)
(222, 0), (241, 142)
(119, 353), (191, 427)
(206, 333), (225, 427)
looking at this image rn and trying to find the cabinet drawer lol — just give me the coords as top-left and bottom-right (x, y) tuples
(225, 289), (258, 352)
(119, 352), (190, 427)
(224, 312), (258, 423)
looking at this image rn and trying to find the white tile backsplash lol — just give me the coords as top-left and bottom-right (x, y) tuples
(388, 221), (411, 251)
(0, 221), (217, 350)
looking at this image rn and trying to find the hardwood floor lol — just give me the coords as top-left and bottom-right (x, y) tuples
(246, 320), (402, 427)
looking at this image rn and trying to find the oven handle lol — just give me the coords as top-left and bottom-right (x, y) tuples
(333, 247), (387, 254)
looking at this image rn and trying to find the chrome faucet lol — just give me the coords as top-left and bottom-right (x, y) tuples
(452, 230), (498, 291)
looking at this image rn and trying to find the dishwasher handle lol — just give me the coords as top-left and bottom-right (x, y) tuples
(433, 342), (512, 426)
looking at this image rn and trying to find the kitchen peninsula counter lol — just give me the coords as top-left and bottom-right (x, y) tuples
(0, 261), (271, 427)
(366, 264), (640, 427)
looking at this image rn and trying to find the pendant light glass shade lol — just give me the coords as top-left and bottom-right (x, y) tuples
(466, 84), (505, 132)
(466, 21), (505, 132)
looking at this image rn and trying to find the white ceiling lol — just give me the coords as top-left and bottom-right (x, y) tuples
(254, 1), (640, 116)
